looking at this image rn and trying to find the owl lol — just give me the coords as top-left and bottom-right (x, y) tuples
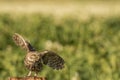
(12, 33), (64, 76)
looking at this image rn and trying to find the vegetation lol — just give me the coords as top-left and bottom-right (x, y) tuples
(0, 13), (120, 80)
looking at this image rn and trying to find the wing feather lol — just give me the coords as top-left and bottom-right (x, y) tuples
(12, 33), (35, 52)
(40, 50), (65, 70)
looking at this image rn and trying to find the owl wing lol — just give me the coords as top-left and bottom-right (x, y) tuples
(40, 50), (65, 70)
(12, 33), (35, 52)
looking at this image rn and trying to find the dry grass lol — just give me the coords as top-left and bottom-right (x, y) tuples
(0, 1), (120, 17)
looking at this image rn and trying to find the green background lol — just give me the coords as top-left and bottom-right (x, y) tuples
(0, 1), (120, 80)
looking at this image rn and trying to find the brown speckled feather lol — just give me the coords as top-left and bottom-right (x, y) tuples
(13, 33), (35, 52)
(40, 50), (64, 70)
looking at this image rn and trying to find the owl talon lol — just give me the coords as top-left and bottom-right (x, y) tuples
(27, 71), (32, 76)
(34, 72), (38, 77)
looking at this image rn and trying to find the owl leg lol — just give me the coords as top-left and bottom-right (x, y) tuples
(34, 72), (38, 76)
(27, 71), (32, 76)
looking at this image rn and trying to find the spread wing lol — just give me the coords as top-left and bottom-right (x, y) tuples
(40, 50), (65, 70)
(12, 33), (35, 52)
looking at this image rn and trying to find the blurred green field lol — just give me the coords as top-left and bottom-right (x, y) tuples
(0, 1), (120, 80)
